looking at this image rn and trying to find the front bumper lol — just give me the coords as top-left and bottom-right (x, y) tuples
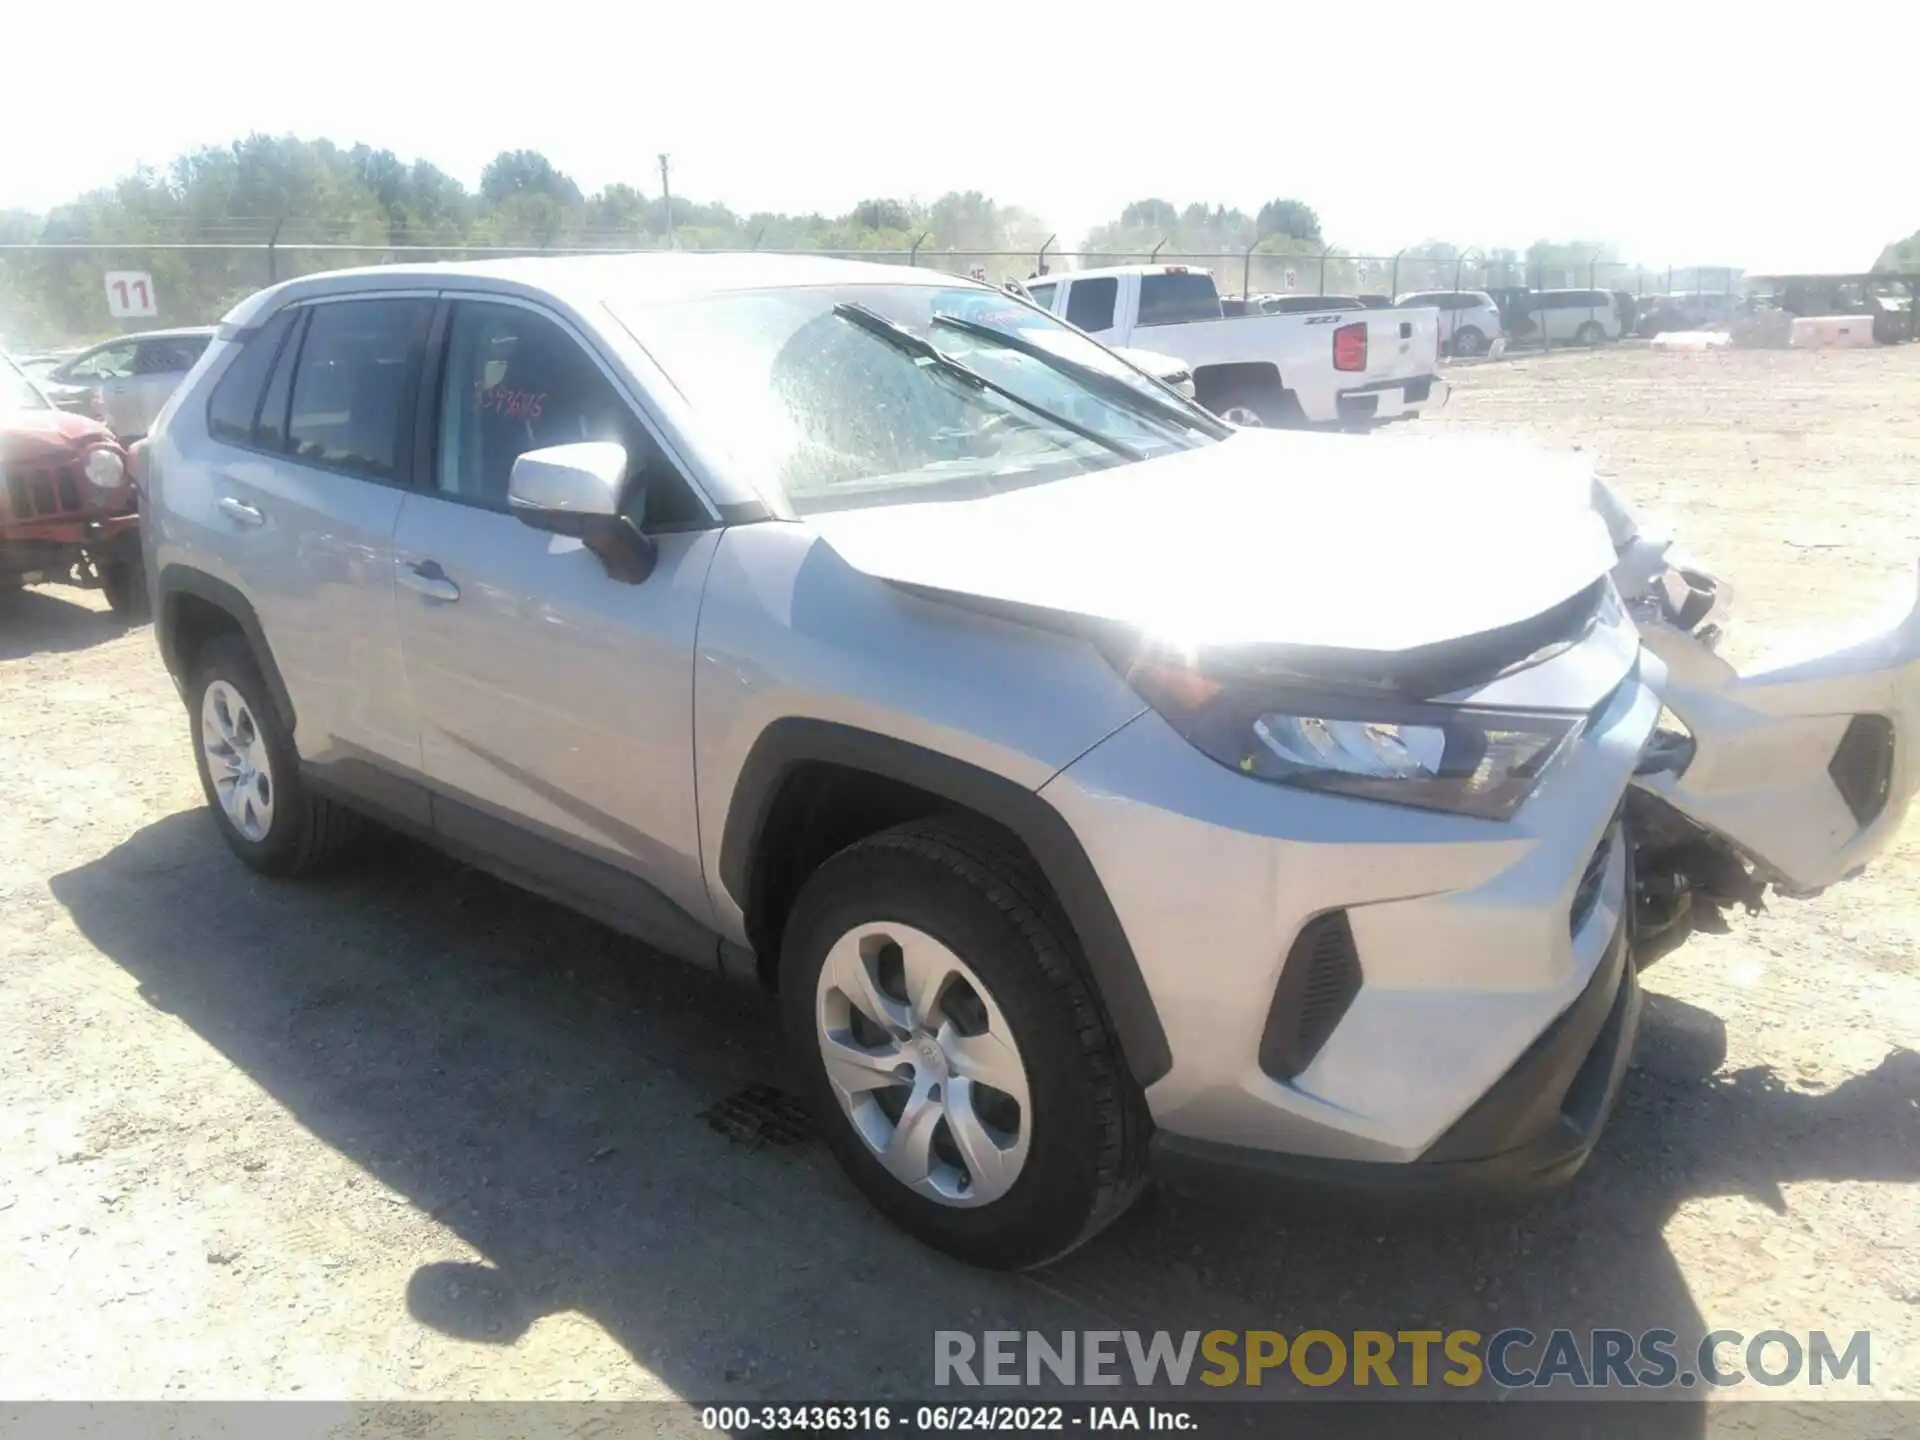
(1039, 663), (1659, 1184)
(1152, 916), (1640, 1199)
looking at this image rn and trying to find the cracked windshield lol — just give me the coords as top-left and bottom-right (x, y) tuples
(617, 284), (1219, 511)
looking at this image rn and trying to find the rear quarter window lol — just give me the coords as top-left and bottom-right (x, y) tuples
(205, 311), (297, 445)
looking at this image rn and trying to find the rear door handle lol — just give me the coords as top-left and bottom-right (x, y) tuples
(217, 496), (264, 527)
(398, 558), (461, 603)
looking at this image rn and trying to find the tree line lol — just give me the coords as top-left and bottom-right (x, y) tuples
(0, 132), (1809, 346)
(0, 136), (1360, 343)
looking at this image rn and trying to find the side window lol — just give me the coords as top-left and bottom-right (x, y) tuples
(67, 342), (136, 380)
(1064, 276), (1118, 332)
(1027, 282), (1057, 311)
(134, 337), (200, 374)
(285, 298), (433, 481)
(433, 301), (705, 527)
(205, 310), (298, 446)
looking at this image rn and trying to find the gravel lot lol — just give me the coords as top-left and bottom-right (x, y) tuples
(2, 344), (1916, 1418)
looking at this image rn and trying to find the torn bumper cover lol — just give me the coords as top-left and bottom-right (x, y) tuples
(1634, 563), (1920, 897)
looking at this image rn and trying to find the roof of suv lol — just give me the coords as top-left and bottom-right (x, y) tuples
(223, 252), (973, 327)
(88, 325), (218, 344)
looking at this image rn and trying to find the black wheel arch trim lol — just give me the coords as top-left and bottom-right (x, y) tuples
(718, 717), (1173, 1088)
(155, 564), (297, 732)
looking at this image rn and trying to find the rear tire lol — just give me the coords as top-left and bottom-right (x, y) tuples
(1450, 326), (1488, 358)
(1204, 377), (1301, 429)
(1575, 321), (1606, 345)
(188, 633), (361, 876)
(780, 817), (1148, 1269)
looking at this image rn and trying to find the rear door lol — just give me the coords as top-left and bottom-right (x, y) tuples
(389, 294), (721, 961)
(1637, 578), (1920, 893)
(198, 293), (434, 820)
(63, 340), (140, 436)
(129, 335), (207, 438)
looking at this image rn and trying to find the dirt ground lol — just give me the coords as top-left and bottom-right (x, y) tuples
(2, 344), (1917, 1418)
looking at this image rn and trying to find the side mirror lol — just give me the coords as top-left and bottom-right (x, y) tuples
(508, 442), (656, 584)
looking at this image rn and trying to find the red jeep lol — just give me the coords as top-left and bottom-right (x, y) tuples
(1, 352), (144, 618)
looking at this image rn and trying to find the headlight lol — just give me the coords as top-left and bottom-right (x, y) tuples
(1124, 661), (1583, 820)
(84, 447), (125, 489)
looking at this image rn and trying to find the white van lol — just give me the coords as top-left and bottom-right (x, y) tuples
(1517, 290), (1622, 345)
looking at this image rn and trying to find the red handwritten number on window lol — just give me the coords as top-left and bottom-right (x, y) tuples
(111, 278), (151, 312)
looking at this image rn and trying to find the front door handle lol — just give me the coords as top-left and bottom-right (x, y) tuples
(217, 496), (264, 527)
(398, 558), (461, 603)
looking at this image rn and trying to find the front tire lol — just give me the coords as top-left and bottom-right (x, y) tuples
(188, 633), (361, 876)
(100, 558), (149, 622)
(1575, 321), (1607, 345)
(780, 818), (1148, 1269)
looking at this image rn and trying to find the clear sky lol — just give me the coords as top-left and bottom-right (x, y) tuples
(9, 0), (1912, 271)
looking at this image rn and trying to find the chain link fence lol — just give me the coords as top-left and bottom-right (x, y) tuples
(0, 229), (1746, 352)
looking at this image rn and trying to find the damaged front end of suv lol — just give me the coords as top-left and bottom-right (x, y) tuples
(1593, 471), (1918, 966)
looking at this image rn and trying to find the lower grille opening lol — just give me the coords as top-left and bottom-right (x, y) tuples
(1829, 715), (1895, 828)
(1259, 910), (1362, 1081)
(1569, 823), (1618, 936)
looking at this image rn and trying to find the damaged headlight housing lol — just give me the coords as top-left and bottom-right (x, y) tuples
(1125, 661), (1583, 821)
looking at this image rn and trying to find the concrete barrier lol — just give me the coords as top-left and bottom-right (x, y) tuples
(1651, 331), (1731, 350)
(1789, 315), (1877, 348)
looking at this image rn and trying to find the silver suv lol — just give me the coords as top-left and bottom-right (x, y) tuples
(140, 255), (1920, 1268)
(1394, 290), (1504, 357)
(40, 326), (216, 439)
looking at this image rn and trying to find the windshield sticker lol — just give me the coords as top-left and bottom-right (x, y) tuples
(479, 387), (545, 420)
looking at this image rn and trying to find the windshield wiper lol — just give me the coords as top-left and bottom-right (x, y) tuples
(832, 303), (1142, 462)
(928, 312), (1233, 440)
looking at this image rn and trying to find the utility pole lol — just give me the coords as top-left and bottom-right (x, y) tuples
(658, 153), (674, 250)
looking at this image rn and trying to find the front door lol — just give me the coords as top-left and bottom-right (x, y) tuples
(391, 296), (720, 964)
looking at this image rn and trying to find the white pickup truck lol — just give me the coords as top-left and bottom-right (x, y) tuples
(1021, 264), (1448, 428)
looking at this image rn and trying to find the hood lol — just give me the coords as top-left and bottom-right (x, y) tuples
(808, 427), (1618, 653)
(1, 406), (117, 463)
(1112, 345), (1188, 379)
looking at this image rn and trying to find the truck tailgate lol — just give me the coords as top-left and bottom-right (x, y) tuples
(1358, 307), (1441, 387)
